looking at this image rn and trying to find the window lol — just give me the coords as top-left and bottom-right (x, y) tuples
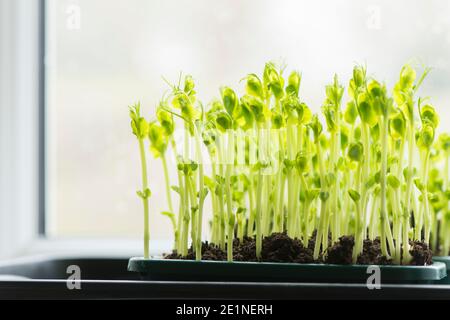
(45, 0), (450, 239)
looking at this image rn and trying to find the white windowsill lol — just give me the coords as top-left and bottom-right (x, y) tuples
(12, 238), (173, 260)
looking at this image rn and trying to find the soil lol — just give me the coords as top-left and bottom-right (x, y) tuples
(409, 240), (433, 266)
(260, 233), (314, 263)
(325, 236), (433, 265)
(357, 238), (393, 265)
(233, 237), (258, 262)
(325, 235), (355, 265)
(165, 242), (227, 261)
(165, 232), (433, 266)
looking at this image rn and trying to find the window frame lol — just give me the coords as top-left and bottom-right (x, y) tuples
(0, 0), (41, 258)
(39, 0), (46, 236)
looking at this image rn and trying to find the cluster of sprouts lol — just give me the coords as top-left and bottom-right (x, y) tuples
(130, 62), (450, 264)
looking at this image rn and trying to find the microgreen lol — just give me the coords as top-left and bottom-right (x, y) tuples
(129, 62), (448, 264)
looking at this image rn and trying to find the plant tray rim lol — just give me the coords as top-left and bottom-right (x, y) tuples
(128, 257), (447, 282)
(433, 256), (450, 269)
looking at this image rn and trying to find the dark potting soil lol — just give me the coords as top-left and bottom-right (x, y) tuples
(165, 233), (432, 266)
(165, 242), (227, 261)
(357, 238), (393, 265)
(165, 233), (314, 263)
(409, 240), (433, 266)
(325, 236), (433, 265)
(233, 236), (258, 262)
(260, 233), (315, 263)
(325, 235), (355, 265)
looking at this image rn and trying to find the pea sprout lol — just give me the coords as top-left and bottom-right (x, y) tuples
(129, 62), (448, 264)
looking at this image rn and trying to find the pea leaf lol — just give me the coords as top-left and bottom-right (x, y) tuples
(348, 189), (361, 202)
(387, 174), (401, 189)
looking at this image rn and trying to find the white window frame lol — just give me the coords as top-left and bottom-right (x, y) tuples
(0, 0), (40, 259)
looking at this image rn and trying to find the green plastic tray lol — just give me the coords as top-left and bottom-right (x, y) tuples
(128, 258), (446, 284)
(433, 256), (450, 284)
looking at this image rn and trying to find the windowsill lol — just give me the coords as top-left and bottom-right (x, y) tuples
(10, 237), (172, 260)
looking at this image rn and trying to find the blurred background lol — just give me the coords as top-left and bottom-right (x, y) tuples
(1, 0), (450, 257)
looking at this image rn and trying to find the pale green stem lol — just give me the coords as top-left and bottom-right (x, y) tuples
(170, 138), (183, 253)
(247, 171), (255, 237)
(255, 127), (264, 259)
(422, 150), (431, 244)
(379, 116), (395, 258)
(225, 130), (235, 262)
(443, 152), (450, 255)
(194, 127), (205, 261)
(361, 124), (370, 241)
(162, 154), (174, 214)
(402, 120), (415, 263)
(352, 163), (362, 264)
(138, 138), (150, 259)
(313, 138), (328, 260)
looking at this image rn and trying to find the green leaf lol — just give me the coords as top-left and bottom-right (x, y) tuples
(347, 142), (364, 162)
(241, 94), (268, 124)
(172, 92), (199, 125)
(264, 62), (284, 99)
(221, 86), (238, 118)
(198, 187), (209, 199)
(399, 64), (416, 91)
(184, 75), (196, 96)
(244, 73), (264, 98)
(137, 188), (152, 200)
(344, 101), (358, 125)
(325, 74), (344, 106)
(203, 176), (216, 191)
(439, 133), (450, 152)
(322, 103), (338, 132)
(387, 174), (401, 189)
(389, 110), (406, 140)
(365, 175), (377, 189)
(337, 156), (345, 170)
(309, 115), (323, 141)
(307, 188), (320, 201)
(348, 189), (361, 202)
(148, 122), (169, 158)
(340, 127), (349, 150)
(357, 93), (377, 127)
(295, 153), (309, 173)
(320, 191), (330, 202)
(420, 104), (439, 129)
(403, 167), (416, 180)
(416, 124), (435, 149)
(156, 103), (175, 135)
(215, 111), (233, 132)
(234, 102), (254, 130)
(129, 102), (150, 139)
(171, 185), (180, 194)
(271, 111), (284, 129)
(161, 211), (175, 219)
(353, 66), (365, 88)
(286, 71), (301, 97)
(414, 178), (424, 192)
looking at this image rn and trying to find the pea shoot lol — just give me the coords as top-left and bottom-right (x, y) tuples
(129, 62), (447, 265)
